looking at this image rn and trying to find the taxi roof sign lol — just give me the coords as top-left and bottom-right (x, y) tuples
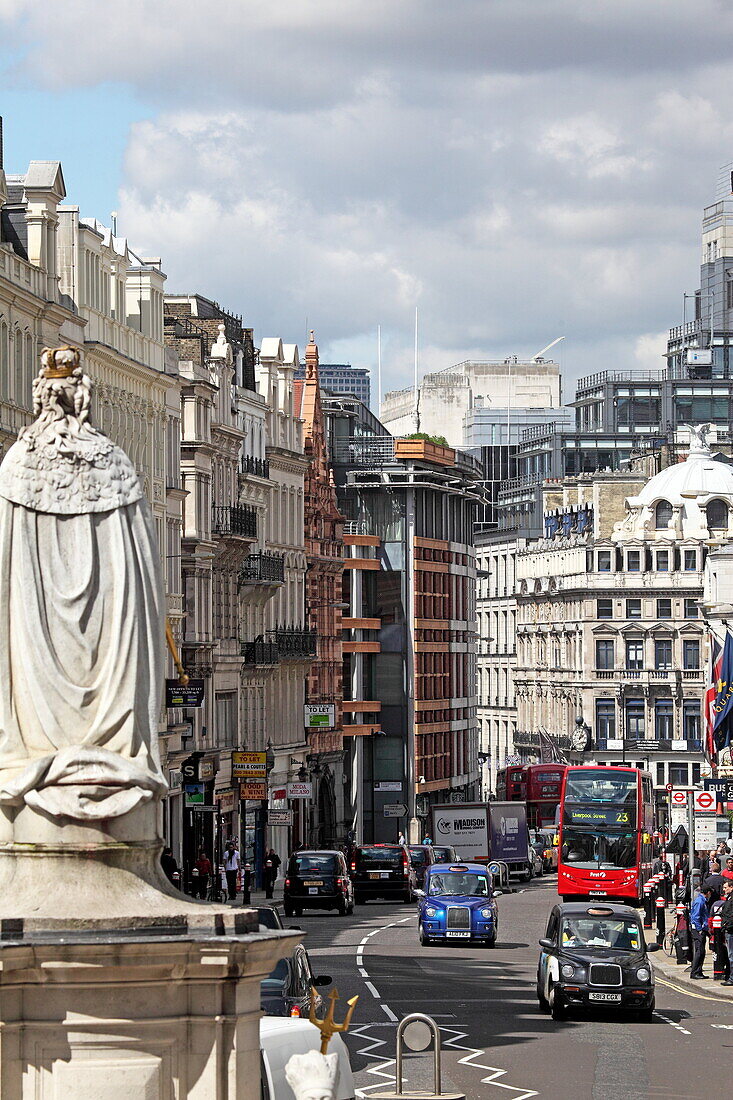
(448, 865), (469, 872)
(586, 906), (615, 916)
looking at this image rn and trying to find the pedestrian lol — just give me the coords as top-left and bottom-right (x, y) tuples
(224, 841), (240, 901)
(723, 856), (733, 882)
(422, 834), (432, 845)
(703, 860), (725, 901)
(721, 880), (733, 987)
(689, 884), (714, 979)
(653, 848), (673, 903)
(262, 847), (281, 899)
(160, 846), (178, 883)
(193, 848), (212, 900)
(398, 831), (406, 846)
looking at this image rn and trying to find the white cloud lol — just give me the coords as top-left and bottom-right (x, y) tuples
(3, 1), (733, 394)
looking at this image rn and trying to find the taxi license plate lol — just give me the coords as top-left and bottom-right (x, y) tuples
(589, 992), (621, 1002)
(303, 881), (323, 887)
(446, 931), (471, 938)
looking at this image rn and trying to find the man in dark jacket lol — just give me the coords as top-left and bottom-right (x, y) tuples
(720, 880), (733, 987)
(702, 860), (726, 901)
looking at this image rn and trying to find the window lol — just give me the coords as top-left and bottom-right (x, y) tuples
(625, 699), (645, 739)
(655, 700), (674, 739)
(656, 762), (665, 786)
(597, 598), (613, 619)
(684, 549), (697, 572)
(626, 598), (642, 619)
(669, 763), (689, 787)
(692, 762), (701, 784)
(707, 499), (728, 531)
(625, 640), (644, 670)
(684, 599), (698, 619)
(683, 701), (701, 742)
(597, 550), (612, 572)
(655, 639), (673, 669)
(655, 500), (673, 529)
(626, 550), (641, 572)
(596, 639), (615, 669)
(656, 550), (669, 572)
(595, 700), (616, 740)
(657, 598), (672, 619)
(683, 640), (700, 669)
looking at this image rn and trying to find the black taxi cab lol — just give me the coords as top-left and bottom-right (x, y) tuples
(537, 902), (658, 1021)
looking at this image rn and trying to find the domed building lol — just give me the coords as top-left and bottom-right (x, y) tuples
(514, 428), (728, 814)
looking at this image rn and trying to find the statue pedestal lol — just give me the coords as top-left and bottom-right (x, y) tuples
(0, 916), (298, 1099)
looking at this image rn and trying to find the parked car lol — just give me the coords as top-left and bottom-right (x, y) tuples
(407, 844), (436, 888)
(256, 905), (284, 930)
(537, 902), (659, 1021)
(431, 845), (460, 864)
(349, 843), (416, 903)
(260, 1016), (355, 1099)
(416, 862), (499, 947)
(283, 850), (354, 917)
(260, 942), (332, 1019)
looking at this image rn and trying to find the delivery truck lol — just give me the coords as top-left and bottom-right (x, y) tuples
(430, 801), (532, 880)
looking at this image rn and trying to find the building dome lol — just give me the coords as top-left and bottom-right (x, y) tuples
(612, 425), (733, 542)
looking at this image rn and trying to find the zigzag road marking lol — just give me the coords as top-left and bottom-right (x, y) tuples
(350, 1020), (539, 1099)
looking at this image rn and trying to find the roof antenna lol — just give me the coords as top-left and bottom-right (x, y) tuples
(110, 211), (118, 236)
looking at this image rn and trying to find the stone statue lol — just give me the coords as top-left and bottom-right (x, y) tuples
(0, 347), (167, 821)
(685, 422), (712, 452)
(285, 1051), (339, 1100)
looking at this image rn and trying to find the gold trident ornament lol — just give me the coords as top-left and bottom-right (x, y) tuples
(309, 988), (359, 1054)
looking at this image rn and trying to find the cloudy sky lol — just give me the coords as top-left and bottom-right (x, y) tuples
(2, 1), (733, 404)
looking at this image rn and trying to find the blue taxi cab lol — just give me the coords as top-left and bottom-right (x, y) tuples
(416, 862), (499, 948)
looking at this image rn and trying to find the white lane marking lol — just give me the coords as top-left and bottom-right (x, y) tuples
(358, 968), (368, 977)
(711, 1024), (733, 1029)
(440, 1025), (539, 1098)
(381, 1004), (398, 1022)
(655, 1012), (691, 1036)
(364, 981), (380, 999)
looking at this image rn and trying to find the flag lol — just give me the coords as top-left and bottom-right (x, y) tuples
(710, 631), (733, 753)
(705, 633), (723, 762)
(538, 728), (554, 764)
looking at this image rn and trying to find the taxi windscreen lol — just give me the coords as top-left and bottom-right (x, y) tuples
(291, 854), (339, 875)
(561, 916), (642, 952)
(428, 871), (490, 897)
(357, 846), (403, 867)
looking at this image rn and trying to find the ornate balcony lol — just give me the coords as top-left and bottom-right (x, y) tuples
(242, 454), (270, 479)
(241, 640), (279, 667)
(271, 627), (317, 660)
(212, 503), (257, 539)
(240, 552), (285, 585)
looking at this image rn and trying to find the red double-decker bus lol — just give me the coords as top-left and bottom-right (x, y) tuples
(495, 763), (567, 830)
(558, 766), (654, 904)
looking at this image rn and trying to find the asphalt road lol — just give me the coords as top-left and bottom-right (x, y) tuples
(289, 874), (733, 1099)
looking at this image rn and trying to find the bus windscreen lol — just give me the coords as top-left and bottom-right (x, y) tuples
(563, 768), (638, 806)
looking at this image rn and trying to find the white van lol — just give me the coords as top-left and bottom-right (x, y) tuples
(260, 1016), (355, 1099)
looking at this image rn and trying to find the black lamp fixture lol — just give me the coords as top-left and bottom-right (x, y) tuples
(296, 764), (308, 782)
(265, 738), (275, 775)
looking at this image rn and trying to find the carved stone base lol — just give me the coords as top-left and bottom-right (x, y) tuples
(0, 921), (297, 1099)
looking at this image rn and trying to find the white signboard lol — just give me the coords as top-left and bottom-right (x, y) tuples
(670, 805), (688, 832)
(383, 803), (408, 818)
(695, 814), (718, 850)
(432, 804), (489, 862)
(287, 782), (312, 799)
(268, 809), (293, 827)
(304, 704), (336, 730)
(694, 789), (717, 813)
(375, 782), (402, 793)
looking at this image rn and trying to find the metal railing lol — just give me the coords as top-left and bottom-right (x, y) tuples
(241, 454), (270, 479)
(241, 640), (279, 666)
(576, 369), (665, 392)
(240, 551), (285, 585)
(270, 627), (317, 659)
(212, 503), (257, 538)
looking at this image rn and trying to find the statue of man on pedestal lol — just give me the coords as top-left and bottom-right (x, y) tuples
(0, 346), (167, 820)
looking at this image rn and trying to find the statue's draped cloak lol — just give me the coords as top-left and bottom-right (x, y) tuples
(0, 422), (166, 818)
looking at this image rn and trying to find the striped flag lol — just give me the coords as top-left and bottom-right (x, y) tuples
(705, 632), (725, 761)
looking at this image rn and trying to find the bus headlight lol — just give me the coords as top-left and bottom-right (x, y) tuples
(636, 967), (651, 982)
(561, 964), (575, 979)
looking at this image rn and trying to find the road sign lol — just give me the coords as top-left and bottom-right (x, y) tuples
(375, 781), (402, 792)
(232, 751), (267, 779)
(193, 805), (217, 813)
(384, 803), (408, 818)
(695, 814), (718, 848)
(670, 789), (689, 807)
(694, 790), (717, 813)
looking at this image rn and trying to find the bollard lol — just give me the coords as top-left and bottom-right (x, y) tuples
(643, 882), (654, 929)
(655, 893), (666, 945)
(711, 913), (727, 981)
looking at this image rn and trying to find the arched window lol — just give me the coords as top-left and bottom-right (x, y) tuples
(14, 331), (23, 404)
(655, 500), (673, 529)
(707, 498), (729, 531)
(0, 320), (7, 398)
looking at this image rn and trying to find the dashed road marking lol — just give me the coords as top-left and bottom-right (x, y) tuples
(654, 1011), (691, 1036)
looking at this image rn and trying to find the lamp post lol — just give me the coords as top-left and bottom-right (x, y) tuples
(256, 739), (275, 888)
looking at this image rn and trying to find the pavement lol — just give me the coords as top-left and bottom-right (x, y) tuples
(647, 925), (733, 999)
(256, 874), (733, 1100)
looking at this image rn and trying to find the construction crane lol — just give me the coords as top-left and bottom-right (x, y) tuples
(531, 336), (565, 363)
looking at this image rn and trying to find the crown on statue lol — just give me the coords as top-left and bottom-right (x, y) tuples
(41, 346), (80, 379)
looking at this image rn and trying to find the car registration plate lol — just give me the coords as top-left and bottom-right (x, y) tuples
(589, 992), (621, 1002)
(303, 881), (323, 887)
(308, 887), (319, 895)
(446, 931), (471, 938)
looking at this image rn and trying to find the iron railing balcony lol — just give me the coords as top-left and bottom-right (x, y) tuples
(241, 640), (279, 666)
(271, 627), (318, 659)
(240, 551), (285, 585)
(242, 454), (270, 479)
(212, 503), (257, 539)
